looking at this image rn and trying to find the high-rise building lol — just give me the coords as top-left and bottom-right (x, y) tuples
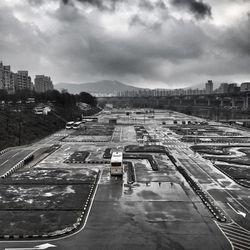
(205, 80), (213, 94)
(228, 83), (240, 93)
(14, 70), (33, 91)
(0, 61), (15, 94)
(34, 75), (53, 93)
(219, 83), (229, 93)
(3, 66), (15, 94)
(241, 82), (250, 92)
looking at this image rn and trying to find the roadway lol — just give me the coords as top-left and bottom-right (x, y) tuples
(0, 110), (249, 250)
(162, 129), (250, 250)
(0, 149), (33, 176)
(0, 165), (230, 250)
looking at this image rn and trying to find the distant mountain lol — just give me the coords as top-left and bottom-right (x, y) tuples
(55, 80), (141, 95)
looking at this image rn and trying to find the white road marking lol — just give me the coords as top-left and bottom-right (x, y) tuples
(225, 232), (250, 243)
(180, 151), (250, 214)
(11, 152), (20, 159)
(63, 147), (70, 152)
(214, 221), (234, 250)
(5, 243), (56, 250)
(233, 243), (249, 250)
(218, 221), (250, 250)
(227, 203), (247, 218)
(222, 225), (250, 235)
(1, 159), (9, 165)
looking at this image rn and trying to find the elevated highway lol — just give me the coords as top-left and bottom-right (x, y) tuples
(98, 91), (250, 110)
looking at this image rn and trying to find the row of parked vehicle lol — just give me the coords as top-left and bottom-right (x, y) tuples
(65, 117), (99, 130)
(65, 121), (84, 130)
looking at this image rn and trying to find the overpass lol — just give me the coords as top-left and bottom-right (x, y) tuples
(219, 119), (250, 122)
(98, 91), (250, 110)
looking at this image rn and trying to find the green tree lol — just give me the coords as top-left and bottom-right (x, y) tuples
(77, 92), (97, 106)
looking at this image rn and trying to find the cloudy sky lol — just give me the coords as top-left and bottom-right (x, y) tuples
(0, 0), (250, 88)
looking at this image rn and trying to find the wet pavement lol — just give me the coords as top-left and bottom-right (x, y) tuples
(1, 109), (247, 249)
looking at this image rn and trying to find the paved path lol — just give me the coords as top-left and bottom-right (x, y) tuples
(218, 222), (250, 250)
(0, 149), (33, 176)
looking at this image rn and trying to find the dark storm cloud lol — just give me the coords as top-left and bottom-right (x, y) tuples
(0, 4), (48, 76)
(221, 13), (250, 56)
(62, 0), (102, 5)
(234, 12), (250, 55)
(28, 0), (46, 6)
(1, 0), (250, 87)
(61, 0), (120, 11)
(156, 0), (167, 10)
(61, 0), (167, 12)
(73, 19), (208, 83)
(138, 0), (155, 11)
(39, 0), (207, 83)
(138, 0), (168, 12)
(171, 0), (212, 19)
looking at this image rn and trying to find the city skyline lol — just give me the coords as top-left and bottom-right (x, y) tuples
(0, 0), (250, 88)
(0, 60), (54, 93)
(1, 58), (250, 92)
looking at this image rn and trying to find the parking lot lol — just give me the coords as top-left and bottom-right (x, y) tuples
(0, 109), (249, 250)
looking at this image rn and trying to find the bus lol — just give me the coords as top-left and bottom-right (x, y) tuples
(73, 121), (83, 130)
(110, 151), (123, 176)
(65, 121), (74, 129)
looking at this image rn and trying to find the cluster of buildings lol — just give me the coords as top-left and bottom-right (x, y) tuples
(205, 81), (250, 94)
(118, 80), (250, 97)
(0, 60), (54, 94)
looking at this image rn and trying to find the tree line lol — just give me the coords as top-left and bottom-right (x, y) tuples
(0, 89), (97, 107)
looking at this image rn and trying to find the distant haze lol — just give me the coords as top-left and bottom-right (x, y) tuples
(55, 80), (221, 94)
(55, 80), (140, 94)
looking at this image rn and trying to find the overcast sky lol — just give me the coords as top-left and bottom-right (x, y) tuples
(0, 0), (250, 88)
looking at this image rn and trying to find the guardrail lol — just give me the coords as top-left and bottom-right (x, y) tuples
(0, 145), (61, 179)
(0, 145), (27, 156)
(0, 153), (34, 179)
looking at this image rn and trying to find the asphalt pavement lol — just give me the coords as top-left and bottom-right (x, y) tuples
(0, 149), (33, 176)
(0, 110), (250, 250)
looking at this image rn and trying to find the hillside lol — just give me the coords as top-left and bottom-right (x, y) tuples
(55, 80), (140, 94)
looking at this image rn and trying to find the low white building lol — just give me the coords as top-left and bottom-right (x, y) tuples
(33, 104), (51, 115)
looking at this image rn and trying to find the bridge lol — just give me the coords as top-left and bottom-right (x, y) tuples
(219, 119), (250, 122)
(98, 91), (250, 110)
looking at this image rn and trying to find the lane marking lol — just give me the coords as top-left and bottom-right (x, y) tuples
(214, 221), (234, 250)
(11, 152), (20, 159)
(224, 232), (250, 243)
(63, 147), (70, 152)
(222, 226), (250, 236)
(180, 151), (250, 214)
(1, 159), (9, 165)
(233, 242), (250, 249)
(5, 243), (56, 250)
(227, 203), (247, 218)
(227, 224), (250, 233)
(227, 237), (250, 247)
